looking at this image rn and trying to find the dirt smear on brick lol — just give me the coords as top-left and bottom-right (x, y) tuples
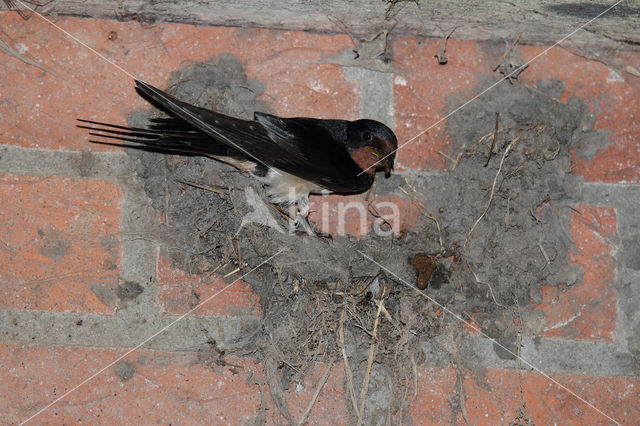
(126, 55), (606, 423)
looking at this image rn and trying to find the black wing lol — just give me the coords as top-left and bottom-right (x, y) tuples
(131, 80), (373, 193)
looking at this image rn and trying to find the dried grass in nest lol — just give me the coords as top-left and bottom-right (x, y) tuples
(259, 273), (440, 423)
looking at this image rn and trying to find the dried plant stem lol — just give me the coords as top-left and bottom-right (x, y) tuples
(466, 261), (507, 308)
(223, 267), (240, 278)
(175, 179), (227, 194)
(339, 307), (361, 422)
(400, 179), (444, 251)
(485, 112), (500, 166)
(466, 126), (538, 241)
(493, 31), (523, 71)
(358, 289), (386, 424)
(297, 353), (337, 426)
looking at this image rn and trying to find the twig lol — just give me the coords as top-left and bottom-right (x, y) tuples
(223, 267), (240, 278)
(451, 144), (466, 171)
(364, 178), (375, 201)
(265, 353), (295, 424)
(400, 178), (444, 251)
(447, 132), (490, 172)
(466, 126), (538, 241)
(339, 307), (361, 421)
(380, 305), (398, 329)
(268, 202), (291, 219)
(367, 200), (393, 231)
(176, 179), (228, 195)
(475, 132), (494, 147)
(466, 261), (507, 308)
(358, 288), (386, 424)
(385, 0), (418, 20)
(397, 369), (411, 425)
(0, 31), (66, 81)
(529, 208), (545, 224)
(434, 25), (458, 65)
(539, 243), (551, 267)
(493, 31), (523, 71)
(205, 262), (224, 277)
(354, 276), (374, 296)
(230, 237), (243, 269)
(485, 112), (500, 167)
(438, 151), (455, 163)
(250, 374), (268, 425)
(297, 353), (337, 426)
(351, 322), (375, 338)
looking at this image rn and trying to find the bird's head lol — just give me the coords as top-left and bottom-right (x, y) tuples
(346, 120), (398, 178)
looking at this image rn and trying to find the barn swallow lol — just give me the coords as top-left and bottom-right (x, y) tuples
(78, 80), (397, 227)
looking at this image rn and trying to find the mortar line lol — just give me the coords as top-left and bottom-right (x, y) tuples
(5, 0), (629, 422)
(357, 250), (622, 426)
(19, 249), (284, 425)
(0, 144), (127, 180)
(2, 308), (633, 375)
(359, 0), (626, 175)
(116, 235), (161, 315)
(360, 68), (395, 127)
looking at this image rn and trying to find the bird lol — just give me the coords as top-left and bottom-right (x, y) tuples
(78, 80), (397, 232)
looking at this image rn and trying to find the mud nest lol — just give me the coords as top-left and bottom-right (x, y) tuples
(126, 55), (604, 423)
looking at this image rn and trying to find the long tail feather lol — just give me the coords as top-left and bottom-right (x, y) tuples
(77, 117), (238, 158)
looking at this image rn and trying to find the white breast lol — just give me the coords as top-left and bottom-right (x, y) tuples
(262, 168), (332, 204)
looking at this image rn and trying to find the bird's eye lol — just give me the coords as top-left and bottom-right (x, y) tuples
(363, 131), (373, 142)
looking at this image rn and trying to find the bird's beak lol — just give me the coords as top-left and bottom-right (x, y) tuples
(365, 146), (393, 177)
(383, 158), (393, 178)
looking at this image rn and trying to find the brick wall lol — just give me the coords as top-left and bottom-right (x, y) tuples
(1, 11), (639, 424)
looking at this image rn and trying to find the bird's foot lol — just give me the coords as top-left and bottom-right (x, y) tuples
(287, 207), (331, 239)
(295, 213), (315, 236)
(297, 196), (310, 218)
(292, 213), (332, 239)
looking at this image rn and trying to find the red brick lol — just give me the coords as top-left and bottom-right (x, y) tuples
(463, 368), (639, 425)
(518, 47), (640, 183)
(157, 255), (260, 317)
(239, 29), (359, 119)
(381, 365), (640, 424)
(283, 362), (349, 424)
(0, 13), (144, 151)
(407, 367), (457, 423)
(1, 341), (263, 424)
(0, 14), (358, 151)
(2, 342), (354, 424)
(392, 40), (639, 182)
(392, 38), (490, 172)
(308, 193), (423, 238)
(138, 24), (359, 118)
(532, 206), (617, 341)
(0, 174), (121, 313)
